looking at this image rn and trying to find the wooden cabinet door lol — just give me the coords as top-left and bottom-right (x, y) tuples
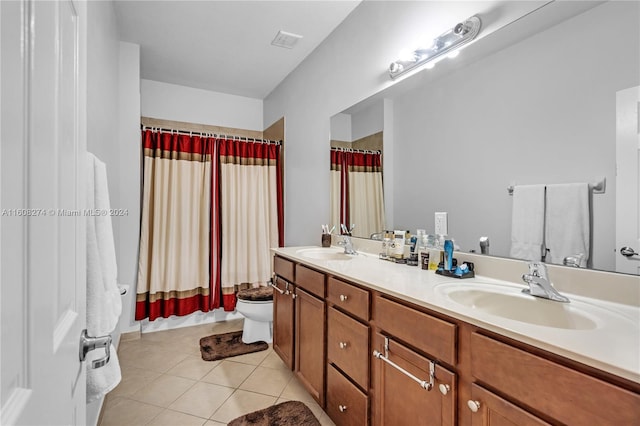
(372, 333), (456, 426)
(295, 287), (327, 407)
(468, 384), (550, 426)
(273, 277), (295, 370)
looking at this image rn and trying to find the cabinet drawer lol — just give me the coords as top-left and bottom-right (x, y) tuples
(471, 333), (640, 425)
(274, 255), (295, 282)
(374, 296), (456, 365)
(372, 332), (456, 426)
(327, 364), (368, 426)
(469, 383), (550, 426)
(328, 307), (370, 389)
(295, 264), (325, 298)
(327, 277), (370, 321)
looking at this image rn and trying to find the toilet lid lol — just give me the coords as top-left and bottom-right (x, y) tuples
(237, 286), (274, 302)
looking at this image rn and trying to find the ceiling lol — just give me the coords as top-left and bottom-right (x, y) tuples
(114, 0), (362, 99)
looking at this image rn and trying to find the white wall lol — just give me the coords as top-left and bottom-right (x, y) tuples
(141, 79), (263, 131)
(392, 1), (639, 271)
(85, 2), (121, 423)
(117, 42), (141, 335)
(351, 101), (383, 141)
(330, 113), (351, 141)
(264, 1), (545, 246)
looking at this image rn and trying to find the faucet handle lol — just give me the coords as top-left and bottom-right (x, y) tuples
(528, 262), (548, 278)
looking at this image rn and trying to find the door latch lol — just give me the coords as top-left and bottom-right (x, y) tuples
(79, 329), (112, 369)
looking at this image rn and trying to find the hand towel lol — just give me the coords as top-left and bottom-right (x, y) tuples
(509, 184), (546, 261)
(86, 152), (122, 403)
(545, 183), (590, 267)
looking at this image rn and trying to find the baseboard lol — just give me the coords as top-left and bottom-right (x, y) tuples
(120, 329), (141, 342)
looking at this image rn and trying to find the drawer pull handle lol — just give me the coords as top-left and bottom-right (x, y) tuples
(339, 294), (348, 302)
(338, 405), (348, 413)
(467, 400), (481, 413)
(373, 336), (434, 391)
(438, 384), (450, 395)
(339, 341), (348, 349)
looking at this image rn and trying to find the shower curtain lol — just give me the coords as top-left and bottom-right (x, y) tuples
(136, 130), (214, 321)
(331, 149), (385, 238)
(136, 129), (283, 321)
(218, 139), (281, 311)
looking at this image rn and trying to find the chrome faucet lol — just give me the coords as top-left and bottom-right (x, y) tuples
(563, 253), (585, 268)
(338, 235), (357, 255)
(521, 262), (570, 303)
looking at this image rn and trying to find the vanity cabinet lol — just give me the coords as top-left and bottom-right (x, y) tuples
(372, 296), (457, 426)
(468, 332), (640, 425)
(272, 253), (640, 426)
(467, 383), (550, 426)
(272, 275), (294, 369)
(294, 265), (327, 407)
(326, 277), (371, 426)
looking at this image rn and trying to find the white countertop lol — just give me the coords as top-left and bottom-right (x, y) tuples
(273, 246), (640, 384)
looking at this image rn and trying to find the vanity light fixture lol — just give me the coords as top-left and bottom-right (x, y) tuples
(388, 15), (481, 80)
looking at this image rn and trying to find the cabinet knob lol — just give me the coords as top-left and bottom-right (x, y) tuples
(339, 341), (348, 349)
(291, 292), (297, 299)
(438, 384), (450, 395)
(467, 400), (481, 413)
(339, 294), (348, 302)
(338, 405), (348, 413)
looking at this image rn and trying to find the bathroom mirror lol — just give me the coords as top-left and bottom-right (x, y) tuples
(329, 1), (640, 274)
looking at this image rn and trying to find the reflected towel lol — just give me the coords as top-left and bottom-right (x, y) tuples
(86, 152), (122, 403)
(509, 185), (545, 262)
(545, 183), (590, 267)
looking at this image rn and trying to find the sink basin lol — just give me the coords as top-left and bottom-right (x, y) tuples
(435, 282), (600, 330)
(296, 248), (353, 261)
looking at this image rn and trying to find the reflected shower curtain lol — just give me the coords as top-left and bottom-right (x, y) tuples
(330, 150), (348, 228)
(330, 149), (385, 237)
(218, 139), (281, 311)
(348, 151), (385, 237)
(136, 130), (214, 321)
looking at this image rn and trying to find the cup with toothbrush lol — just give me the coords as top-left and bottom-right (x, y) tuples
(321, 224), (334, 247)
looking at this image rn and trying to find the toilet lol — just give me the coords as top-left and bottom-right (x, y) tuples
(236, 286), (274, 344)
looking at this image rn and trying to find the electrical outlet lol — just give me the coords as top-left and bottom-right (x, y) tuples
(435, 212), (448, 236)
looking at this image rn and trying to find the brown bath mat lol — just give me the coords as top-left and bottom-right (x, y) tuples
(227, 401), (320, 426)
(199, 330), (268, 361)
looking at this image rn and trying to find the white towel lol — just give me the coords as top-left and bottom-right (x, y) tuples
(86, 152), (122, 403)
(509, 184), (546, 262)
(545, 183), (590, 267)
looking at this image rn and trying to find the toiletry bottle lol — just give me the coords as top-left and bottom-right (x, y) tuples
(444, 239), (454, 271)
(394, 230), (405, 259)
(428, 248), (439, 270)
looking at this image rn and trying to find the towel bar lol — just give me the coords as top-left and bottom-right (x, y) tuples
(373, 336), (435, 391)
(507, 176), (606, 195)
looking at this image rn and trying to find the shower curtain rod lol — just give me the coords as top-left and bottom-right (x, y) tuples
(141, 124), (282, 145)
(331, 146), (381, 154)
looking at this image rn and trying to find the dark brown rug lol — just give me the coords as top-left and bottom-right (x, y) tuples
(227, 401), (320, 426)
(199, 330), (268, 361)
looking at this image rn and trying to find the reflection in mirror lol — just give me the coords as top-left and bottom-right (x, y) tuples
(330, 103), (386, 239)
(328, 1), (640, 274)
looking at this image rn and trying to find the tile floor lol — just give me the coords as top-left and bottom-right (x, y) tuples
(100, 319), (336, 426)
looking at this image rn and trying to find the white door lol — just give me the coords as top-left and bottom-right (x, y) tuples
(1, 0), (88, 424)
(616, 86), (640, 275)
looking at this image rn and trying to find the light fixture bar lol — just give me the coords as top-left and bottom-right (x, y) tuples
(389, 15), (482, 80)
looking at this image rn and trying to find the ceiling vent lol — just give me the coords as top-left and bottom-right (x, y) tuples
(271, 30), (303, 49)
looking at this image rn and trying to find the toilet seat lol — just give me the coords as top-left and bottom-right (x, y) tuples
(237, 286), (273, 302)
